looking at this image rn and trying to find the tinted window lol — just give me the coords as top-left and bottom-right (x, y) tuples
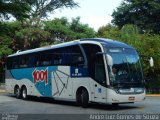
(82, 44), (106, 85)
(7, 45), (84, 69)
(39, 52), (52, 66)
(12, 57), (19, 69)
(65, 45), (84, 66)
(19, 56), (29, 68)
(34, 54), (41, 67)
(7, 57), (12, 69)
(52, 45), (84, 66)
(52, 49), (63, 65)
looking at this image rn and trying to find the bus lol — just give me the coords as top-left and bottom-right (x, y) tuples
(5, 38), (145, 107)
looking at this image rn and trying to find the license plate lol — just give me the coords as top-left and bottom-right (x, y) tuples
(128, 96), (135, 101)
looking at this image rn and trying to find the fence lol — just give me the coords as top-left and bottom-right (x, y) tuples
(146, 87), (160, 94)
(145, 76), (160, 94)
(0, 72), (5, 83)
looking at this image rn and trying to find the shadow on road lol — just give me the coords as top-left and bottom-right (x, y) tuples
(7, 93), (141, 111)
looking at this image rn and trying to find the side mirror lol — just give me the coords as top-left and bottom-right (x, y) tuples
(106, 54), (113, 66)
(149, 57), (154, 67)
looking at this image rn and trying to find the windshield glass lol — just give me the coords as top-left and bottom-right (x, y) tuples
(106, 47), (144, 88)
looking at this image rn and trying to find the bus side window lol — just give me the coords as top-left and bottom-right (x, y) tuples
(40, 53), (52, 66)
(52, 50), (62, 65)
(51, 46), (84, 66)
(66, 45), (84, 67)
(34, 55), (41, 67)
(7, 58), (12, 69)
(12, 57), (19, 69)
(19, 56), (29, 68)
(28, 55), (35, 67)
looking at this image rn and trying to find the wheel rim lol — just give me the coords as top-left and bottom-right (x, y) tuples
(15, 88), (20, 97)
(22, 89), (27, 99)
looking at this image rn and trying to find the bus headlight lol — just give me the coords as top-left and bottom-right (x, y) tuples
(118, 88), (144, 94)
(134, 88), (144, 93)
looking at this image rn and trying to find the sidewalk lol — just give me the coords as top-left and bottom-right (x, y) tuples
(145, 94), (160, 97)
(0, 89), (5, 92)
(0, 84), (5, 93)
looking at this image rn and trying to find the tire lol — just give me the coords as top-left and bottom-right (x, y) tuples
(21, 86), (28, 100)
(112, 103), (119, 107)
(76, 92), (81, 106)
(81, 89), (89, 108)
(14, 86), (21, 99)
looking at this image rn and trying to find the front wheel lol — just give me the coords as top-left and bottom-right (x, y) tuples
(21, 87), (28, 100)
(112, 103), (119, 107)
(81, 89), (89, 108)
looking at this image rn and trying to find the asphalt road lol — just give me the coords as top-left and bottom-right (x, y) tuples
(0, 93), (160, 120)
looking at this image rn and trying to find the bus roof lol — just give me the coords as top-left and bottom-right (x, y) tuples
(8, 38), (134, 57)
(80, 38), (133, 48)
(8, 40), (80, 57)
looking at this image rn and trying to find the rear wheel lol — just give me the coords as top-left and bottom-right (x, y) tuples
(81, 89), (89, 108)
(21, 86), (28, 100)
(112, 103), (119, 107)
(14, 86), (21, 99)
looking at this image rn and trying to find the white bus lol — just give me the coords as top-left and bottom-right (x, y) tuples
(5, 38), (145, 107)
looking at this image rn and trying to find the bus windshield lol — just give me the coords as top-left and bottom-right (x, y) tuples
(106, 47), (144, 89)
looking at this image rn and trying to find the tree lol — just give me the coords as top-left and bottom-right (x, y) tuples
(112, 0), (160, 34)
(26, 0), (78, 19)
(0, 35), (12, 56)
(70, 17), (96, 39)
(44, 17), (96, 43)
(0, 0), (78, 21)
(20, 0), (79, 35)
(14, 19), (50, 50)
(97, 24), (120, 40)
(0, 34), (12, 68)
(44, 17), (72, 43)
(0, 0), (30, 21)
(0, 21), (17, 56)
(12, 0), (78, 50)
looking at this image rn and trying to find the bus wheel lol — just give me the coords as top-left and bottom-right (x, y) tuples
(81, 89), (89, 108)
(76, 91), (81, 106)
(21, 86), (28, 100)
(14, 86), (21, 99)
(112, 103), (119, 107)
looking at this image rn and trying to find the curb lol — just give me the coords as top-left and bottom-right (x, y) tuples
(145, 94), (160, 97)
(0, 89), (6, 93)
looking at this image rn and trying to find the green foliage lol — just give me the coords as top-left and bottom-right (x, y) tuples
(112, 0), (160, 34)
(15, 26), (50, 50)
(44, 17), (96, 43)
(70, 17), (96, 39)
(0, 22), (14, 57)
(24, 0), (78, 19)
(97, 24), (120, 40)
(0, 0), (30, 20)
(0, 0), (78, 21)
(0, 35), (12, 56)
(0, 16), (95, 53)
(44, 17), (71, 43)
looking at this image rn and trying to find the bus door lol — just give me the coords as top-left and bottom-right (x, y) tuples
(94, 54), (107, 103)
